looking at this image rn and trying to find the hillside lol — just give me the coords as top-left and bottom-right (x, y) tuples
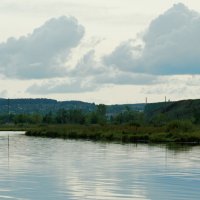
(0, 98), (145, 115)
(145, 99), (200, 122)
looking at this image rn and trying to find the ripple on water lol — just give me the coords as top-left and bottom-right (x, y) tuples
(0, 132), (199, 199)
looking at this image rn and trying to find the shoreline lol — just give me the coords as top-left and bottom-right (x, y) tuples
(24, 124), (200, 144)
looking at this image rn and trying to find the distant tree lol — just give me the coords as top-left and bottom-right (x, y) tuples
(96, 104), (107, 125)
(151, 113), (168, 127)
(30, 114), (42, 124)
(193, 109), (200, 124)
(87, 112), (99, 124)
(43, 111), (54, 124)
(97, 104), (107, 116)
(112, 109), (144, 125)
(56, 109), (68, 124)
(68, 109), (86, 124)
(14, 114), (29, 124)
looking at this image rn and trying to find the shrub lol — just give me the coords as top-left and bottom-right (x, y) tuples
(166, 120), (194, 132)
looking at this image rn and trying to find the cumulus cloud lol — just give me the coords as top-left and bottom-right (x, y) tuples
(69, 49), (158, 85)
(27, 50), (159, 94)
(70, 50), (105, 76)
(27, 72), (158, 95)
(0, 16), (84, 79)
(104, 3), (200, 75)
(27, 78), (98, 94)
(104, 40), (142, 70)
(26, 3), (200, 95)
(93, 70), (157, 85)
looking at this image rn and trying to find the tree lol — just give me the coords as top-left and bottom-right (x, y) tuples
(43, 111), (54, 124)
(56, 109), (68, 124)
(97, 104), (106, 115)
(96, 104), (107, 125)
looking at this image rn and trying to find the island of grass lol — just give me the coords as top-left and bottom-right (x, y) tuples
(25, 121), (200, 144)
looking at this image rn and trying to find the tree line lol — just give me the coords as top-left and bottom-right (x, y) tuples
(0, 104), (145, 126)
(1, 103), (198, 131)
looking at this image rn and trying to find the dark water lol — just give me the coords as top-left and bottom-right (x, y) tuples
(0, 132), (199, 200)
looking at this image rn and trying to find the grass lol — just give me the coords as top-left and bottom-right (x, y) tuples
(25, 124), (200, 144)
(0, 124), (34, 131)
(1, 122), (199, 144)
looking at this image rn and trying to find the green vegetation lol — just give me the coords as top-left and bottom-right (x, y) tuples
(25, 124), (156, 142)
(1, 98), (200, 144)
(145, 99), (200, 123)
(0, 104), (144, 126)
(25, 123), (200, 144)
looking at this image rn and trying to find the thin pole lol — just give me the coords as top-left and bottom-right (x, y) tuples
(8, 135), (10, 164)
(164, 96), (167, 112)
(8, 135), (9, 147)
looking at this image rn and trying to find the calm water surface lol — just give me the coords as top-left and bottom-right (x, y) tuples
(0, 132), (199, 200)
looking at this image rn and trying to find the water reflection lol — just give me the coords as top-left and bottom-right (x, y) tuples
(0, 132), (199, 200)
(165, 143), (198, 152)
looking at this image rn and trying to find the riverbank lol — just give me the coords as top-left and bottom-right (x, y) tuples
(0, 124), (38, 132)
(25, 124), (200, 144)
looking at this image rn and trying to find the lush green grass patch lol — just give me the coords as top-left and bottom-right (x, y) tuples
(25, 124), (200, 144)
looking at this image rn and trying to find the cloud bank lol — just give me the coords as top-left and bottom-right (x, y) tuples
(28, 3), (200, 94)
(1, 3), (200, 95)
(105, 3), (200, 75)
(27, 49), (158, 94)
(0, 16), (84, 79)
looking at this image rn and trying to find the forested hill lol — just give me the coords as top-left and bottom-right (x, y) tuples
(145, 99), (200, 122)
(0, 98), (145, 115)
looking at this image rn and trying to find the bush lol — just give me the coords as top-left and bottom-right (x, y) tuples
(166, 120), (194, 132)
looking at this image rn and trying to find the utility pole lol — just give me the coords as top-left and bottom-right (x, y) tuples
(8, 134), (10, 165)
(164, 96), (167, 112)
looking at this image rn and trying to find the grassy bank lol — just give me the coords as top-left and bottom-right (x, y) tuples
(25, 124), (200, 144)
(0, 124), (37, 131)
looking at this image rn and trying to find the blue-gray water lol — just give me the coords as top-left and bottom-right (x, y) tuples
(0, 132), (199, 200)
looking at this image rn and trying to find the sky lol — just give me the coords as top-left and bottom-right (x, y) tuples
(1, 0), (200, 104)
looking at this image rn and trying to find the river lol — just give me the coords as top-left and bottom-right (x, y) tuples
(0, 131), (199, 200)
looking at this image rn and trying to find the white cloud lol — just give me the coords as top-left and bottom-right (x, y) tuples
(70, 50), (105, 76)
(27, 49), (159, 94)
(27, 78), (98, 94)
(104, 3), (200, 75)
(0, 16), (84, 79)
(104, 39), (142, 70)
(27, 3), (200, 95)
(70, 49), (158, 86)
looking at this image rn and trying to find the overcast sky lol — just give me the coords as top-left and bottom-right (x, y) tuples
(1, 0), (200, 104)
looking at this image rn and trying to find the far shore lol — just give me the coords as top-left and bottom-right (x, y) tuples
(0, 123), (199, 144)
(23, 124), (200, 144)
